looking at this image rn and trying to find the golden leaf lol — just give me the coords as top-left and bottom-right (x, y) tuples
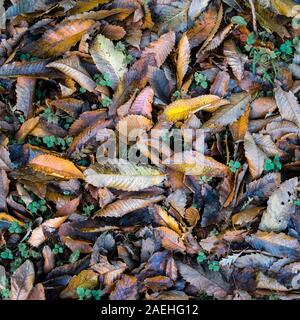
(152, 205), (182, 235)
(60, 270), (98, 299)
(28, 155), (84, 180)
(164, 95), (228, 122)
(0, 213), (25, 225)
(229, 105), (250, 141)
(84, 159), (166, 191)
(24, 19), (95, 58)
(165, 151), (229, 177)
(176, 33), (190, 89)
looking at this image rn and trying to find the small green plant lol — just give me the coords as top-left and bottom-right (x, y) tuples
(197, 251), (207, 263)
(79, 87), (87, 94)
(268, 294), (280, 301)
(76, 287), (103, 300)
(101, 96), (112, 107)
(228, 160), (241, 173)
(82, 204), (95, 216)
(277, 38), (298, 62)
(0, 248), (13, 260)
(294, 199), (300, 206)
(8, 222), (23, 234)
(115, 41), (134, 65)
(198, 175), (213, 184)
(52, 243), (65, 255)
(27, 199), (47, 214)
(18, 115), (25, 124)
(18, 53), (38, 62)
(10, 258), (22, 272)
(194, 72), (209, 89)
(0, 276), (9, 299)
(42, 135), (72, 150)
(69, 250), (80, 263)
(231, 15), (247, 26)
(264, 155), (282, 172)
(209, 228), (219, 236)
(41, 108), (59, 124)
(17, 243), (29, 258)
(208, 260), (220, 272)
(172, 90), (182, 100)
(94, 73), (113, 87)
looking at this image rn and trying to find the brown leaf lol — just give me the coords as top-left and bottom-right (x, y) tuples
(10, 260), (35, 300)
(109, 275), (138, 300)
(28, 155), (84, 180)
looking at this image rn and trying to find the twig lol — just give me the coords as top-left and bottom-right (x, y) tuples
(249, 0), (257, 33)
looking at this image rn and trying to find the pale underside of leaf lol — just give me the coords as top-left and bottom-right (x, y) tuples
(47, 56), (96, 92)
(90, 34), (127, 89)
(275, 87), (300, 127)
(84, 159), (166, 191)
(164, 151), (229, 177)
(244, 131), (267, 179)
(16, 77), (36, 119)
(259, 177), (298, 232)
(10, 260), (35, 300)
(224, 40), (245, 81)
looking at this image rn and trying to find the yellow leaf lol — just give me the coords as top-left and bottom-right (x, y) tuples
(60, 270), (98, 299)
(165, 151), (229, 177)
(164, 95), (228, 122)
(24, 19), (95, 58)
(28, 155), (84, 180)
(270, 0), (300, 17)
(229, 105), (250, 141)
(152, 205), (182, 235)
(176, 33), (190, 89)
(84, 159), (166, 191)
(0, 213), (25, 225)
